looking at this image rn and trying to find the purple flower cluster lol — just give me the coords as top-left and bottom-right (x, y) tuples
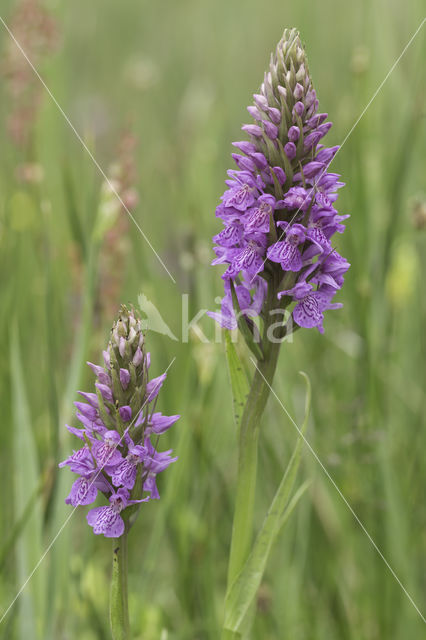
(59, 306), (179, 538)
(210, 29), (349, 335)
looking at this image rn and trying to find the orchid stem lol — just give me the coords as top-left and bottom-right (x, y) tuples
(224, 304), (281, 635)
(110, 529), (130, 640)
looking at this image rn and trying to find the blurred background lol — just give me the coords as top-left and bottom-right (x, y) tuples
(0, 0), (425, 638)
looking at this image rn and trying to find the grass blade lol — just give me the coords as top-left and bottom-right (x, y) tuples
(10, 326), (45, 639)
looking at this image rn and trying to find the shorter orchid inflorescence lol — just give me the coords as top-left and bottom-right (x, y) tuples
(59, 305), (179, 538)
(210, 29), (350, 343)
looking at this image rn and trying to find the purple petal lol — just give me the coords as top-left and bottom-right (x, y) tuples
(146, 374), (166, 402)
(86, 506), (125, 538)
(213, 224), (243, 247)
(296, 161), (325, 180)
(66, 476), (98, 506)
(271, 166), (286, 185)
(133, 347), (143, 366)
(119, 337), (126, 358)
(119, 406), (132, 422)
(253, 93), (268, 110)
(95, 383), (113, 403)
(241, 124), (263, 137)
(293, 101), (304, 118)
(222, 184), (257, 212)
(267, 242), (302, 272)
(92, 435), (123, 468)
(288, 126), (300, 142)
(111, 458), (138, 490)
(250, 152), (268, 170)
(315, 145), (339, 164)
(293, 83), (304, 100)
(284, 142), (296, 160)
(119, 368), (131, 390)
(87, 362), (104, 378)
(78, 391), (99, 408)
(232, 141), (257, 155)
(293, 295), (324, 329)
(146, 412), (180, 435)
(232, 153), (257, 173)
(263, 120), (278, 140)
(74, 402), (98, 420)
(267, 107), (281, 125)
(247, 105), (262, 120)
(143, 474), (160, 499)
(66, 424), (85, 440)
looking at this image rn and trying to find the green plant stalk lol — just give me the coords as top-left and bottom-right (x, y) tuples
(225, 298), (282, 595)
(0, 474), (44, 571)
(222, 629), (242, 640)
(110, 530), (130, 640)
(226, 341), (281, 591)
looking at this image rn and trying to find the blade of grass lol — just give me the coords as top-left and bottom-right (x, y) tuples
(10, 326), (45, 640)
(44, 244), (98, 639)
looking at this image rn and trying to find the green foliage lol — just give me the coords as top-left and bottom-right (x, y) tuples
(10, 329), (45, 640)
(223, 374), (311, 635)
(225, 331), (250, 429)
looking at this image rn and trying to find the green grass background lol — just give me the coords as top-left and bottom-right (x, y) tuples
(0, 0), (425, 638)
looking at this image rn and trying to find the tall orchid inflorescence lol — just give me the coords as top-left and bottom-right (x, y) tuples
(59, 305), (179, 538)
(210, 29), (349, 340)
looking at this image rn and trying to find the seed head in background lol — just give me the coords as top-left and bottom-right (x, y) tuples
(209, 29), (350, 338)
(59, 305), (179, 537)
(2, 0), (59, 151)
(96, 130), (140, 324)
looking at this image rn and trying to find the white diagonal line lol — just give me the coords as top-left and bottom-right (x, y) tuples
(335, 16), (425, 153)
(0, 357), (176, 625)
(0, 16), (176, 285)
(252, 16), (426, 281)
(250, 357), (426, 624)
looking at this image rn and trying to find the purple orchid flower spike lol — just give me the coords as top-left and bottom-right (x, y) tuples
(59, 305), (180, 538)
(210, 29), (352, 639)
(209, 28), (349, 352)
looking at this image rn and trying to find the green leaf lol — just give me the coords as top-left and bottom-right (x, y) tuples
(11, 326), (45, 640)
(223, 372), (311, 633)
(225, 331), (250, 429)
(8, 191), (38, 232)
(62, 164), (87, 259)
(110, 534), (130, 639)
(229, 281), (263, 361)
(44, 247), (98, 638)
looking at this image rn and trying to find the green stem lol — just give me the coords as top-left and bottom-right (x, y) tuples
(222, 278), (289, 638)
(110, 530), (130, 640)
(222, 629), (242, 640)
(226, 339), (280, 586)
(225, 292), (282, 587)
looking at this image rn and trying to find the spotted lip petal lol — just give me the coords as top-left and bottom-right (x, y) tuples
(213, 224), (243, 247)
(293, 294), (324, 330)
(66, 476), (98, 507)
(86, 506), (125, 538)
